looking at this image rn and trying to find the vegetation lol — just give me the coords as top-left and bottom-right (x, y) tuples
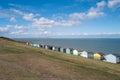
(0, 37), (120, 80)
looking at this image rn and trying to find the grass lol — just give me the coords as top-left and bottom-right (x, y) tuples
(0, 37), (120, 80)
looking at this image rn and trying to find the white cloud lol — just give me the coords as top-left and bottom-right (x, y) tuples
(11, 9), (38, 21)
(11, 9), (24, 15)
(10, 17), (17, 22)
(0, 26), (11, 33)
(43, 31), (51, 35)
(32, 17), (55, 29)
(10, 30), (26, 35)
(86, 7), (105, 19)
(69, 13), (86, 20)
(69, 1), (106, 20)
(86, 1), (106, 19)
(56, 20), (81, 27)
(97, 0), (106, 8)
(0, 7), (15, 18)
(0, 24), (27, 36)
(23, 13), (37, 21)
(108, 0), (120, 8)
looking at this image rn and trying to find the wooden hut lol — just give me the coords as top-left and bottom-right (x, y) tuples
(40, 44), (44, 48)
(70, 48), (79, 56)
(30, 43), (40, 48)
(66, 48), (71, 54)
(52, 46), (56, 51)
(63, 48), (66, 53)
(104, 54), (120, 63)
(88, 52), (94, 59)
(55, 46), (61, 52)
(94, 52), (104, 60)
(81, 51), (88, 58)
(44, 45), (48, 49)
(47, 45), (53, 50)
(26, 42), (30, 45)
(60, 47), (64, 52)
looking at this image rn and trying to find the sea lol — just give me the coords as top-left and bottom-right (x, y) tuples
(14, 38), (120, 55)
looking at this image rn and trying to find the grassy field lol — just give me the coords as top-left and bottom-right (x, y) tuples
(0, 37), (120, 80)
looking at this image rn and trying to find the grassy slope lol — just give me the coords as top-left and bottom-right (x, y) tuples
(0, 37), (120, 80)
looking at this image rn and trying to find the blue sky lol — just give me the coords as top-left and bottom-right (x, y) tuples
(0, 0), (120, 38)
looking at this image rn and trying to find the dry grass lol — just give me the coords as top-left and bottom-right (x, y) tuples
(0, 37), (120, 80)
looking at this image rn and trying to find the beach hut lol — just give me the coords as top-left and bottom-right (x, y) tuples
(66, 48), (71, 54)
(63, 48), (66, 53)
(47, 45), (52, 50)
(40, 44), (44, 48)
(30, 43), (40, 48)
(70, 49), (79, 56)
(26, 42), (30, 45)
(44, 45), (49, 49)
(88, 52), (94, 59)
(94, 52), (104, 60)
(60, 47), (64, 52)
(55, 46), (61, 52)
(52, 46), (56, 51)
(81, 51), (88, 58)
(104, 54), (120, 63)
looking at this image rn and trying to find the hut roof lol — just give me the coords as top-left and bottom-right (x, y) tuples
(95, 52), (104, 55)
(105, 53), (120, 57)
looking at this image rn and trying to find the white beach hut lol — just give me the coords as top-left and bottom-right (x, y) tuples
(104, 54), (120, 63)
(70, 49), (79, 56)
(81, 51), (88, 58)
(66, 48), (71, 54)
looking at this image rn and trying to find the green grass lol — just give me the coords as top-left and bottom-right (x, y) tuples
(0, 37), (120, 80)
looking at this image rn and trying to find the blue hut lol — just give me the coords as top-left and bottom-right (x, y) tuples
(30, 43), (40, 48)
(104, 54), (120, 63)
(66, 48), (71, 54)
(88, 52), (94, 59)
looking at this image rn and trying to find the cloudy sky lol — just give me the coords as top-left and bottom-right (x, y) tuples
(0, 0), (120, 38)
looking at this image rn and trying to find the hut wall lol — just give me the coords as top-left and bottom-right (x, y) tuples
(66, 48), (70, 54)
(60, 48), (64, 52)
(73, 50), (79, 56)
(94, 53), (103, 60)
(81, 51), (88, 58)
(105, 54), (119, 63)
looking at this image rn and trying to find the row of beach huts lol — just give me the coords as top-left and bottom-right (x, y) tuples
(26, 42), (120, 64)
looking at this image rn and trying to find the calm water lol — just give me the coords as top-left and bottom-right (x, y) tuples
(14, 38), (120, 54)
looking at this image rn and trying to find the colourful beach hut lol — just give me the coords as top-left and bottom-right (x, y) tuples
(44, 45), (48, 49)
(55, 46), (61, 52)
(88, 52), (94, 59)
(81, 51), (88, 58)
(63, 48), (66, 53)
(47, 45), (53, 50)
(30, 43), (40, 48)
(26, 42), (30, 45)
(60, 47), (64, 52)
(40, 44), (44, 48)
(104, 54), (120, 63)
(70, 49), (79, 56)
(94, 52), (104, 60)
(52, 46), (56, 51)
(66, 48), (71, 54)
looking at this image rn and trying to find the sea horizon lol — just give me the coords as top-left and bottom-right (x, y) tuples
(14, 38), (120, 55)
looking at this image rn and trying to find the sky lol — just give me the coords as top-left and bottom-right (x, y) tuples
(0, 0), (120, 38)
